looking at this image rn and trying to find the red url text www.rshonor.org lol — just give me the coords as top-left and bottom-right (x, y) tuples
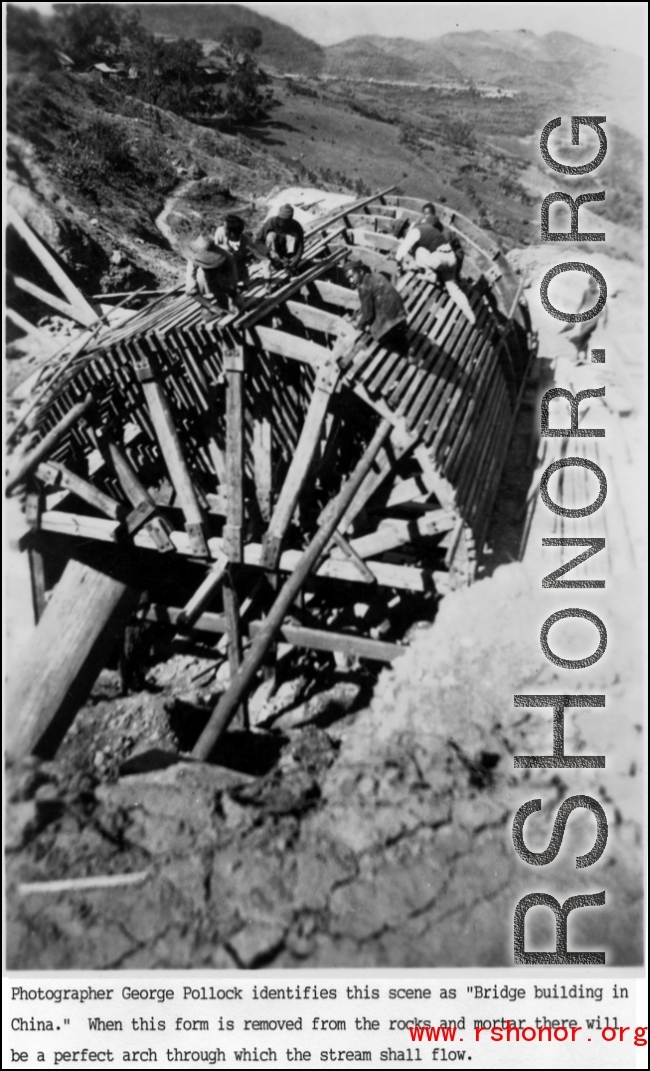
(408, 1024), (648, 1045)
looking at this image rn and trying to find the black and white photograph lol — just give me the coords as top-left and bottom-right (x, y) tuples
(4, 0), (646, 992)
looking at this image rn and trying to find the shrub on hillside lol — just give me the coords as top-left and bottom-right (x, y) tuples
(58, 118), (175, 199)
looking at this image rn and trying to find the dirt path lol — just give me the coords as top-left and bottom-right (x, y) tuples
(154, 179), (199, 249)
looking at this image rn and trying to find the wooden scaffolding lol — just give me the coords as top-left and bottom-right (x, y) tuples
(5, 187), (535, 762)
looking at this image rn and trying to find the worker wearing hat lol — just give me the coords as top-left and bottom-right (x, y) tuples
(257, 204), (305, 277)
(182, 234), (242, 312)
(345, 258), (410, 354)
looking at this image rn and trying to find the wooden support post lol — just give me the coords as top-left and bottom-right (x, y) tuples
(177, 553), (228, 628)
(261, 358), (340, 569)
(133, 341), (208, 557)
(222, 568), (248, 729)
(6, 558), (141, 760)
(6, 393), (94, 495)
(223, 342), (245, 562)
(25, 491), (47, 624)
(252, 383), (273, 523)
(192, 418), (392, 760)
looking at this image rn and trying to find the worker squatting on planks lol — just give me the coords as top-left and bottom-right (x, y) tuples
(395, 202), (477, 326)
(181, 234), (244, 313)
(344, 258), (413, 359)
(257, 203), (305, 281)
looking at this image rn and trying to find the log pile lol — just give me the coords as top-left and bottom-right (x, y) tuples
(5, 188), (536, 762)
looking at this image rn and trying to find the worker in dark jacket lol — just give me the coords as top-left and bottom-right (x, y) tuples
(396, 204), (475, 325)
(258, 204), (305, 276)
(346, 258), (409, 351)
(213, 213), (266, 286)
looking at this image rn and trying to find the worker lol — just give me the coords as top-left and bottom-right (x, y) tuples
(182, 234), (242, 313)
(257, 204), (305, 278)
(213, 213), (265, 286)
(395, 204), (476, 325)
(345, 258), (411, 355)
(392, 200), (439, 238)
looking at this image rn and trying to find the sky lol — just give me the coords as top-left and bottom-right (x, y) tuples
(12, 2), (649, 58)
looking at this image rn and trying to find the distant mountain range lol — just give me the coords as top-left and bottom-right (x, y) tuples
(128, 5), (642, 133)
(323, 31), (642, 122)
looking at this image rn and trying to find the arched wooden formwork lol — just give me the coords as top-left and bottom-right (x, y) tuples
(6, 188), (535, 760)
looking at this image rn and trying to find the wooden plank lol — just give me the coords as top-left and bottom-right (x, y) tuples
(420, 296), (491, 448)
(283, 300), (350, 336)
(384, 475), (428, 508)
(414, 444), (456, 509)
(177, 553), (228, 627)
(247, 325), (330, 367)
(252, 380), (273, 523)
(133, 339), (208, 557)
(236, 249), (347, 330)
(36, 460), (124, 520)
(5, 558), (140, 760)
(251, 621), (403, 663)
(28, 542), (48, 624)
(222, 569), (248, 729)
(310, 278), (359, 311)
(101, 436), (176, 552)
(10, 274), (91, 326)
(35, 509), (436, 592)
(348, 227), (399, 253)
(144, 605), (405, 663)
(304, 184), (397, 237)
(6, 393), (94, 495)
(7, 205), (98, 326)
(342, 512), (454, 559)
(6, 307), (57, 349)
(223, 341), (245, 561)
(329, 530), (376, 583)
(261, 359), (340, 568)
(25, 492), (47, 624)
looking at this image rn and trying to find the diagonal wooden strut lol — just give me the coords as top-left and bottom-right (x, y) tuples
(99, 435), (175, 552)
(6, 393), (94, 495)
(7, 205), (98, 326)
(260, 357), (341, 569)
(192, 418), (393, 760)
(132, 339), (208, 557)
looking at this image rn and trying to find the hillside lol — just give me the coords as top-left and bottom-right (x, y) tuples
(130, 2), (325, 73)
(324, 30), (643, 135)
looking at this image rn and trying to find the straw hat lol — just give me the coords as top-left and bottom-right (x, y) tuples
(181, 235), (228, 269)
